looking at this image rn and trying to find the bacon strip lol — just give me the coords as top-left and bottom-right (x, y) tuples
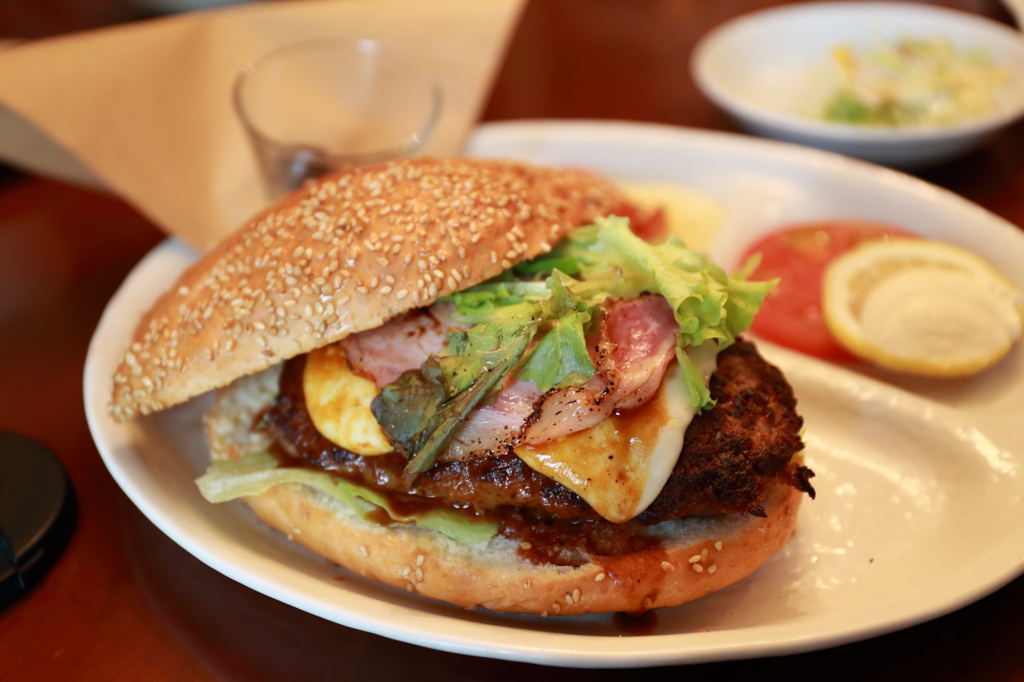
(522, 294), (679, 443)
(339, 304), (453, 386)
(344, 295), (681, 460)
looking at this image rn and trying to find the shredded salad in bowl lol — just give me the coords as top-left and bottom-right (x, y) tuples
(820, 36), (1012, 127)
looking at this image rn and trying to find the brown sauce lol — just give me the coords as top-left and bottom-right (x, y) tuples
(613, 610), (659, 635)
(498, 508), (663, 567)
(364, 507), (399, 526)
(596, 546), (672, 610)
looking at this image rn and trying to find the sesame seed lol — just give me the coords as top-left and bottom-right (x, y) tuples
(661, 562), (675, 572)
(572, 588), (580, 602)
(520, 541), (532, 550)
(414, 567), (424, 582)
(643, 596), (653, 608)
(523, 580), (531, 589)
(595, 573), (606, 582)
(689, 555), (702, 564)
(715, 541), (723, 551)
(359, 546), (368, 557)
(416, 555), (424, 566)
(708, 564), (718, 574)
(701, 548), (709, 562)
(692, 563), (704, 573)
(565, 592), (574, 605)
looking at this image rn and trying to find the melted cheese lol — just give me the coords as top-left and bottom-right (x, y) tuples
(303, 345), (394, 455)
(514, 362), (695, 524)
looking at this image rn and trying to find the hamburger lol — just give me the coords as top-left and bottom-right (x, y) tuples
(108, 158), (814, 616)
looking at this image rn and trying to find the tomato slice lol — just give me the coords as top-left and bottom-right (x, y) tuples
(742, 221), (915, 361)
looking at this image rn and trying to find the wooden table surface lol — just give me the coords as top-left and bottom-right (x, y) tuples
(2, 1), (1024, 680)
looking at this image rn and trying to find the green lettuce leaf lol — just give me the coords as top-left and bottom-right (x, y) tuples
(596, 216), (774, 343)
(517, 309), (595, 390)
(196, 452), (375, 511)
(195, 453), (498, 544)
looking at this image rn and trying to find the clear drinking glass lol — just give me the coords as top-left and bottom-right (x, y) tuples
(234, 39), (442, 199)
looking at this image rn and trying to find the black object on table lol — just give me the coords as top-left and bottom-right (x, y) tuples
(0, 432), (77, 608)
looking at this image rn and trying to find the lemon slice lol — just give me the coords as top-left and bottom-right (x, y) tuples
(823, 238), (1023, 376)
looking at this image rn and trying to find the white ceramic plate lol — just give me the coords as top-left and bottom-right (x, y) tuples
(85, 121), (1024, 668)
(692, 2), (1024, 168)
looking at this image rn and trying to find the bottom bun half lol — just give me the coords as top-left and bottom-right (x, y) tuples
(205, 366), (803, 616)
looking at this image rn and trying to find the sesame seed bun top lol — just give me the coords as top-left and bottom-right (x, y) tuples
(108, 158), (632, 422)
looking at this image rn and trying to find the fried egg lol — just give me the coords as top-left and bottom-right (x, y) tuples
(303, 345), (394, 455)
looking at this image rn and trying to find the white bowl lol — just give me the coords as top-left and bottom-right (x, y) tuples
(692, 2), (1024, 168)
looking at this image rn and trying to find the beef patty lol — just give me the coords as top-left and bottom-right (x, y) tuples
(264, 338), (813, 532)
